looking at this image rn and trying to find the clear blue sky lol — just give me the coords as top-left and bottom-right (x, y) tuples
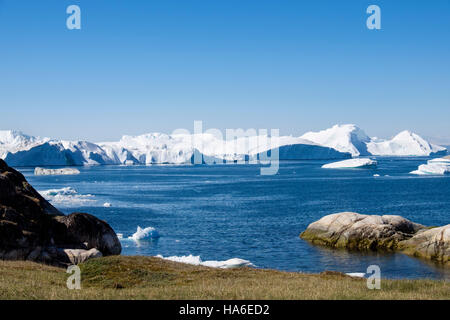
(0, 0), (449, 142)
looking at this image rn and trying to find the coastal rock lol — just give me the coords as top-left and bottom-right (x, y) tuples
(56, 212), (122, 255)
(399, 225), (449, 265)
(300, 212), (424, 250)
(60, 248), (103, 265)
(0, 159), (121, 266)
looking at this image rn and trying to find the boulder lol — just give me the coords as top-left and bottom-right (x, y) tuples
(300, 212), (424, 250)
(301, 212), (449, 266)
(55, 212), (121, 255)
(0, 159), (121, 266)
(60, 248), (103, 265)
(398, 225), (449, 265)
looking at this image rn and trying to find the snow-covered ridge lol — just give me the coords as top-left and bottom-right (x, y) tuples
(301, 125), (447, 157)
(0, 126), (447, 166)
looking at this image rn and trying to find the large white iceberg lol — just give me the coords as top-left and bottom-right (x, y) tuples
(1, 126), (446, 166)
(410, 156), (450, 175)
(1, 131), (115, 167)
(322, 158), (378, 169)
(301, 125), (447, 157)
(0, 130), (350, 166)
(367, 131), (446, 156)
(301, 124), (371, 156)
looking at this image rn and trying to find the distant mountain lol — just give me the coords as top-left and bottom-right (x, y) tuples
(301, 124), (446, 157)
(0, 125), (447, 167)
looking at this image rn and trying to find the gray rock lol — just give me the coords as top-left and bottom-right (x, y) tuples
(301, 212), (449, 266)
(300, 212), (424, 250)
(399, 225), (449, 265)
(61, 248), (103, 265)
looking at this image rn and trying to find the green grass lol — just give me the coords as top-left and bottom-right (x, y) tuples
(0, 256), (448, 300)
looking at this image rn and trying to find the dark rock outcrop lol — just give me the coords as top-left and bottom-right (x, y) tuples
(300, 212), (449, 266)
(0, 159), (121, 266)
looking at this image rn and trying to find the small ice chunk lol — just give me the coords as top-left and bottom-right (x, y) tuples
(34, 167), (80, 175)
(128, 226), (160, 241)
(346, 272), (366, 278)
(322, 158), (377, 169)
(156, 254), (254, 269)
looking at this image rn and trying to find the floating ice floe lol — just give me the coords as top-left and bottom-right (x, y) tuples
(346, 272), (366, 278)
(410, 157), (450, 175)
(322, 158), (377, 169)
(39, 187), (95, 206)
(34, 167), (80, 176)
(156, 254), (254, 269)
(128, 226), (160, 241)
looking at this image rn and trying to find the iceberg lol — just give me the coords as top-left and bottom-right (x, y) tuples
(301, 125), (447, 157)
(1, 126), (446, 166)
(34, 167), (80, 175)
(410, 156), (450, 175)
(301, 124), (371, 156)
(367, 131), (447, 156)
(128, 226), (160, 241)
(155, 254), (254, 269)
(322, 158), (377, 169)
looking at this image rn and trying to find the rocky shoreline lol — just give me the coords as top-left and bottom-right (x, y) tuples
(300, 212), (449, 266)
(1, 157), (448, 269)
(0, 159), (121, 266)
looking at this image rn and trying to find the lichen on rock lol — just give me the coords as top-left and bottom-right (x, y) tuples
(300, 212), (449, 266)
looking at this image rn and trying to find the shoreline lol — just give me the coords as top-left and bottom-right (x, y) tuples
(1, 255), (448, 300)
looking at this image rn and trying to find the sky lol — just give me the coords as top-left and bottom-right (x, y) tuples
(0, 0), (449, 142)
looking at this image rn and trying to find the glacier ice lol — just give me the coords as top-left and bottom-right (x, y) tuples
(1, 126), (447, 167)
(322, 158), (377, 169)
(301, 125), (447, 157)
(301, 124), (371, 156)
(367, 131), (447, 156)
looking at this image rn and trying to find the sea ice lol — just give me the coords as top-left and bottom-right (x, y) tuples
(410, 157), (450, 175)
(322, 158), (377, 169)
(155, 254), (254, 269)
(34, 167), (80, 175)
(39, 187), (95, 206)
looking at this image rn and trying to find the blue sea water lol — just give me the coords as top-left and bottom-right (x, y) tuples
(19, 157), (450, 280)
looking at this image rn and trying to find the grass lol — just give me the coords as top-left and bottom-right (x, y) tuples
(0, 256), (448, 300)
